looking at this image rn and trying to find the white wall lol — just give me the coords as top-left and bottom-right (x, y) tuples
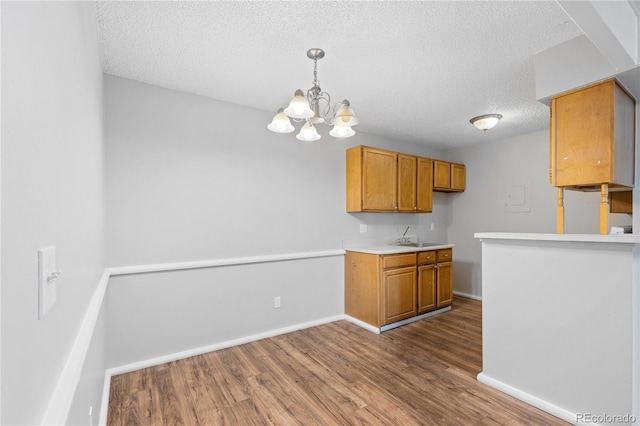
(1, 3), (106, 425)
(104, 75), (450, 267)
(478, 236), (635, 422)
(103, 75), (451, 367)
(448, 130), (632, 297)
(107, 256), (344, 368)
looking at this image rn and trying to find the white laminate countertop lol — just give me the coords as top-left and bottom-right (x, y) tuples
(474, 232), (640, 244)
(343, 241), (454, 255)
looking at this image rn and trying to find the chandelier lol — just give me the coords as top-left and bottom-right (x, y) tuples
(267, 48), (359, 141)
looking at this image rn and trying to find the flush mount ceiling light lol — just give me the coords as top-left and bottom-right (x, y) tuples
(268, 48), (359, 141)
(470, 114), (503, 131)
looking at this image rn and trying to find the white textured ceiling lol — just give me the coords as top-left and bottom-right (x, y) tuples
(95, 1), (583, 149)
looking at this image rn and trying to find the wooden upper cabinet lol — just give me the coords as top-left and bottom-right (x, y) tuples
(397, 154), (417, 212)
(416, 157), (434, 212)
(550, 78), (635, 189)
(347, 146), (434, 213)
(451, 163), (466, 191)
(433, 160), (451, 189)
(433, 160), (466, 192)
(347, 146), (397, 212)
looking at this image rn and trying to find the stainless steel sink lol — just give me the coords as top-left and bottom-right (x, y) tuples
(394, 242), (444, 247)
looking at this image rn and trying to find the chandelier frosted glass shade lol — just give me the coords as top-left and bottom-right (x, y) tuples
(331, 101), (359, 127)
(268, 48), (359, 141)
(296, 122), (321, 141)
(329, 125), (355, 138)
(470, 114), (503, 131)
(284, 90), (314, 119)
(267, 108), (295, 133)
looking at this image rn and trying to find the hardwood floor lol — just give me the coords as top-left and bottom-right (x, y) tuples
(107, 297), (569, 425)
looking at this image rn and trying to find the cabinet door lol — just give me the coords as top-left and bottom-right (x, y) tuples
(436, 262), (453, 307)
(417, 264), (437, 314)
(433, 160), (451, 189)
(397, 154), (417, 212)
(610, 191), (632, 214)
(451, 163), (466, 191)
(382, 266), (417, 325)
(362, 148), (397, 211)
(416, 157), (433, 212)
(551, 80), (614, 187)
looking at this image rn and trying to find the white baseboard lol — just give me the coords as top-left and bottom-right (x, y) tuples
(477, 372), (577, 424)
(344, 315), (381, 334)
(98, 314), (344, 425)
(453, 290), (482, 301)
(41, 270), (110, 426)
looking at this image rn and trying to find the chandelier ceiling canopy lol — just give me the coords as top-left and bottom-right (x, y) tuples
(268, 48), (359, 141)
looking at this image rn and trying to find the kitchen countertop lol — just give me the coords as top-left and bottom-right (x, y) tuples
(474, 232), (640, 244)
(343, 241), (454, 255)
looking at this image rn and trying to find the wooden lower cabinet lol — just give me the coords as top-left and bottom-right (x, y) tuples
(417, 264), (437, 313)
(383, 266), (417, 324)
(345, 248), (453, 330)
(436, 261), (453, 307)
(418, 250), (453, 312)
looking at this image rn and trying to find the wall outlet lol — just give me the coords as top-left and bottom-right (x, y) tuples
(430, 223), (435, 231)
(274, 296), (281, 308)
(359, 224), (367, 233)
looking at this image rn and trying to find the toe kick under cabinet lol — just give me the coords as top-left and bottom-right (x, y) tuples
(345, 249), (453, 332)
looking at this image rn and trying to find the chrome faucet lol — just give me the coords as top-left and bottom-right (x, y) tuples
(401, 226), (411, 243)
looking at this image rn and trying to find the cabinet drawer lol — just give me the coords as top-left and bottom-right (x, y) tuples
(382, 253), (416, 269)
(437, 249), (452, 262)
(417, 251), (436, 265)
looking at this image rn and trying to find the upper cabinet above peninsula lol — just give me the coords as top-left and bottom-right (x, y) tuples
(549, 78), (635, 190)
(346, 145), (464, 213)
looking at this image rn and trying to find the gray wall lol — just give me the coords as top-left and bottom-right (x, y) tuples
(103, 75), (452, 367)
(1, 2), (106, 425)
(104, 75), (450, 267)
(448, 130), (633, 297)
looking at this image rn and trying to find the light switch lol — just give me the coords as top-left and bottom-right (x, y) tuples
(360, 224), (367, 233)
(38, 246), (60, 319)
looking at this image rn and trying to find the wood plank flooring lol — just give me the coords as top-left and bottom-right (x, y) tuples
(107, 297), (569, 425)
